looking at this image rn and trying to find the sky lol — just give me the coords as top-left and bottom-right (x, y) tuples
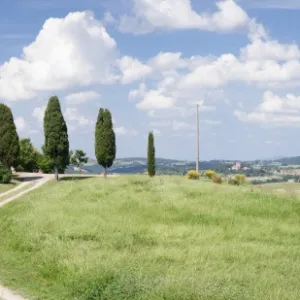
(1, 0), (300, 161)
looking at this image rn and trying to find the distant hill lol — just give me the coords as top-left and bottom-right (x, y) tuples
(275, 156), (300, 165)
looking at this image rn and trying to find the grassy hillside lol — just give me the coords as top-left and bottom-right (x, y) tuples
(1, 176), (300, 299)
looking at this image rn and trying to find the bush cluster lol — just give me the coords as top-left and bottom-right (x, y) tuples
(186, 170), (200, 180)
(0, 163), (13, 184)
(229, 174), (247, 186)
(204, 170), (216, 179)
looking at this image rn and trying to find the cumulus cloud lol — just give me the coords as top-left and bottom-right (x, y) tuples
(32, 105), (46, 123)
(0, 11), (117, 101)
(234, 91), (300, 126)
(15, 117), (38, 135)
(118, 56), (152, 84)
(64, 107), (92, 129)
(115, 126), (138, 136)
(65, 91), (100, 104)
(136, 89), (174, 110)
(119, 0), (249, 34)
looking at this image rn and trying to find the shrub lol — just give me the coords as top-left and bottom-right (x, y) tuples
(228, 174), (247, 186)
(0, 162), (13, 184)
(235, 174), (246, 184)
(186, 170), (200, 180)
(212, 174), (223, 184)
(204, 170), (216, 179)
(228, 178), (240, 186)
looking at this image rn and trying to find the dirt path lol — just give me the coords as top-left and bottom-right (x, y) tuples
(0, 174), (52, 208)
(0, 173), (52, 300)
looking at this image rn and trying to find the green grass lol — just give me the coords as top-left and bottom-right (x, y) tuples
(254, 182), (300, 195)
(1, 176), (300, 300)
(0, 180), (19, 194)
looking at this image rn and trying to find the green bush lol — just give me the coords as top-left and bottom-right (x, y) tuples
(0, 162), (13, 184)
(186, 170), (200, 180)
(212, 174), (223, 184)
(228, 178), (240, 186)
(204, 170), (216, 179)
(228, 174), (247, 186)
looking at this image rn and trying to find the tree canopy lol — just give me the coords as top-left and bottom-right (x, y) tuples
(0, 103), (19, 168)
(147, 131), (156, 177)
(43, 96), (69, 180)
(95, 108), (116, 178)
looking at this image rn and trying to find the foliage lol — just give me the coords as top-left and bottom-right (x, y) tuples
(186, 170), (200, 180)
(0, 162), (13, 184)
(147, 132), (156, 177)
(228, 174), (247, 186)
(204, 170), (216, 179)
(43, 96), (69, 180)
(37, 154), (55, 174)
(95, 108), (116, 178)
(70, 149), (88, 171)
(0, 103), (20, 168)
(212, 174), (223, 184)
(16, 138), (40, 172)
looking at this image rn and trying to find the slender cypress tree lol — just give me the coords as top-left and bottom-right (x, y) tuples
(147, 131), (156, 177)
(43, 96), (69, 181)
(95, 108), (116, 179)
(0, 103), (20, 168)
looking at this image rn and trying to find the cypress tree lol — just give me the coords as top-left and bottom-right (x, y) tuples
(0, 103), (20, 168)
(43, 96), (69, 181)
(95, 108), (116, 179)
(147, 131), (156, 177)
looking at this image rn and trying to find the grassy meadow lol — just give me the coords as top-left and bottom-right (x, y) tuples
(1, 176), (300, 299)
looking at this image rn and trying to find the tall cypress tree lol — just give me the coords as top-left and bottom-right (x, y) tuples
(147, 131), (156, 177)
(43, 96), (69, 181)
(95, 108), (116, 179)
(0, 103), (20, 168)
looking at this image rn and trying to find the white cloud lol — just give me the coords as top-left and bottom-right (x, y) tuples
(65, 91), (100, 104)
(118, 56), (152, 84)
(32, 105), (46, 123)
(241, 39), (300, 61)
(119, 0), (249, 34)
(64, 107), (91, 128)
(15, 117), (38, 135)
(115, 126), (138, 136)
(136, 89), (174, 110)
(15, 117), (27, 132)
(0, 11), (117, 101)
(152, 129), (162, 136)
(234, 91), (300, 126)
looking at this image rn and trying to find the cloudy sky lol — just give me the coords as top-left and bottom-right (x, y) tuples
(1, 0), (300, 161)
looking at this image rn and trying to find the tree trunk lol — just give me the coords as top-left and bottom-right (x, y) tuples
(104, 167), (107, 180)
(54, 166), (59, 182)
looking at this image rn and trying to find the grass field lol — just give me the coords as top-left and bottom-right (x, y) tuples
(0, 181), (19, 194)
(1, 176), (300, 300)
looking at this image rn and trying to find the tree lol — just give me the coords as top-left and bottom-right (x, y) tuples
(70, 149), (88, 173)
(147, 131), (156, 177)
(17, 138), (40, 172)
(43, 96), (69, 181)
(95, 108), (116, 179)
(0, 103), (20, 168)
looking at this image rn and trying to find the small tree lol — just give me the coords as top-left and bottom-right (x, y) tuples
(0, 103), (20, 168)
(17, 138), (40, 172)
(70, 149), (88, 173)
(95, 108), (116, 179)
(147, 131), (156, 177)
(43, 96), (69, 181)
(0, 162), (13, 184)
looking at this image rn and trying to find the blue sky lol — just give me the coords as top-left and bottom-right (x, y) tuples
(1, 0), (300, 161)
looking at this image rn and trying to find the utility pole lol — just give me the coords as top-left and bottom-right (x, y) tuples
(196, 103), (199, 174)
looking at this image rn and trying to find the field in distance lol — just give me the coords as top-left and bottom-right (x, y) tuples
(1, 176), (300, 299)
